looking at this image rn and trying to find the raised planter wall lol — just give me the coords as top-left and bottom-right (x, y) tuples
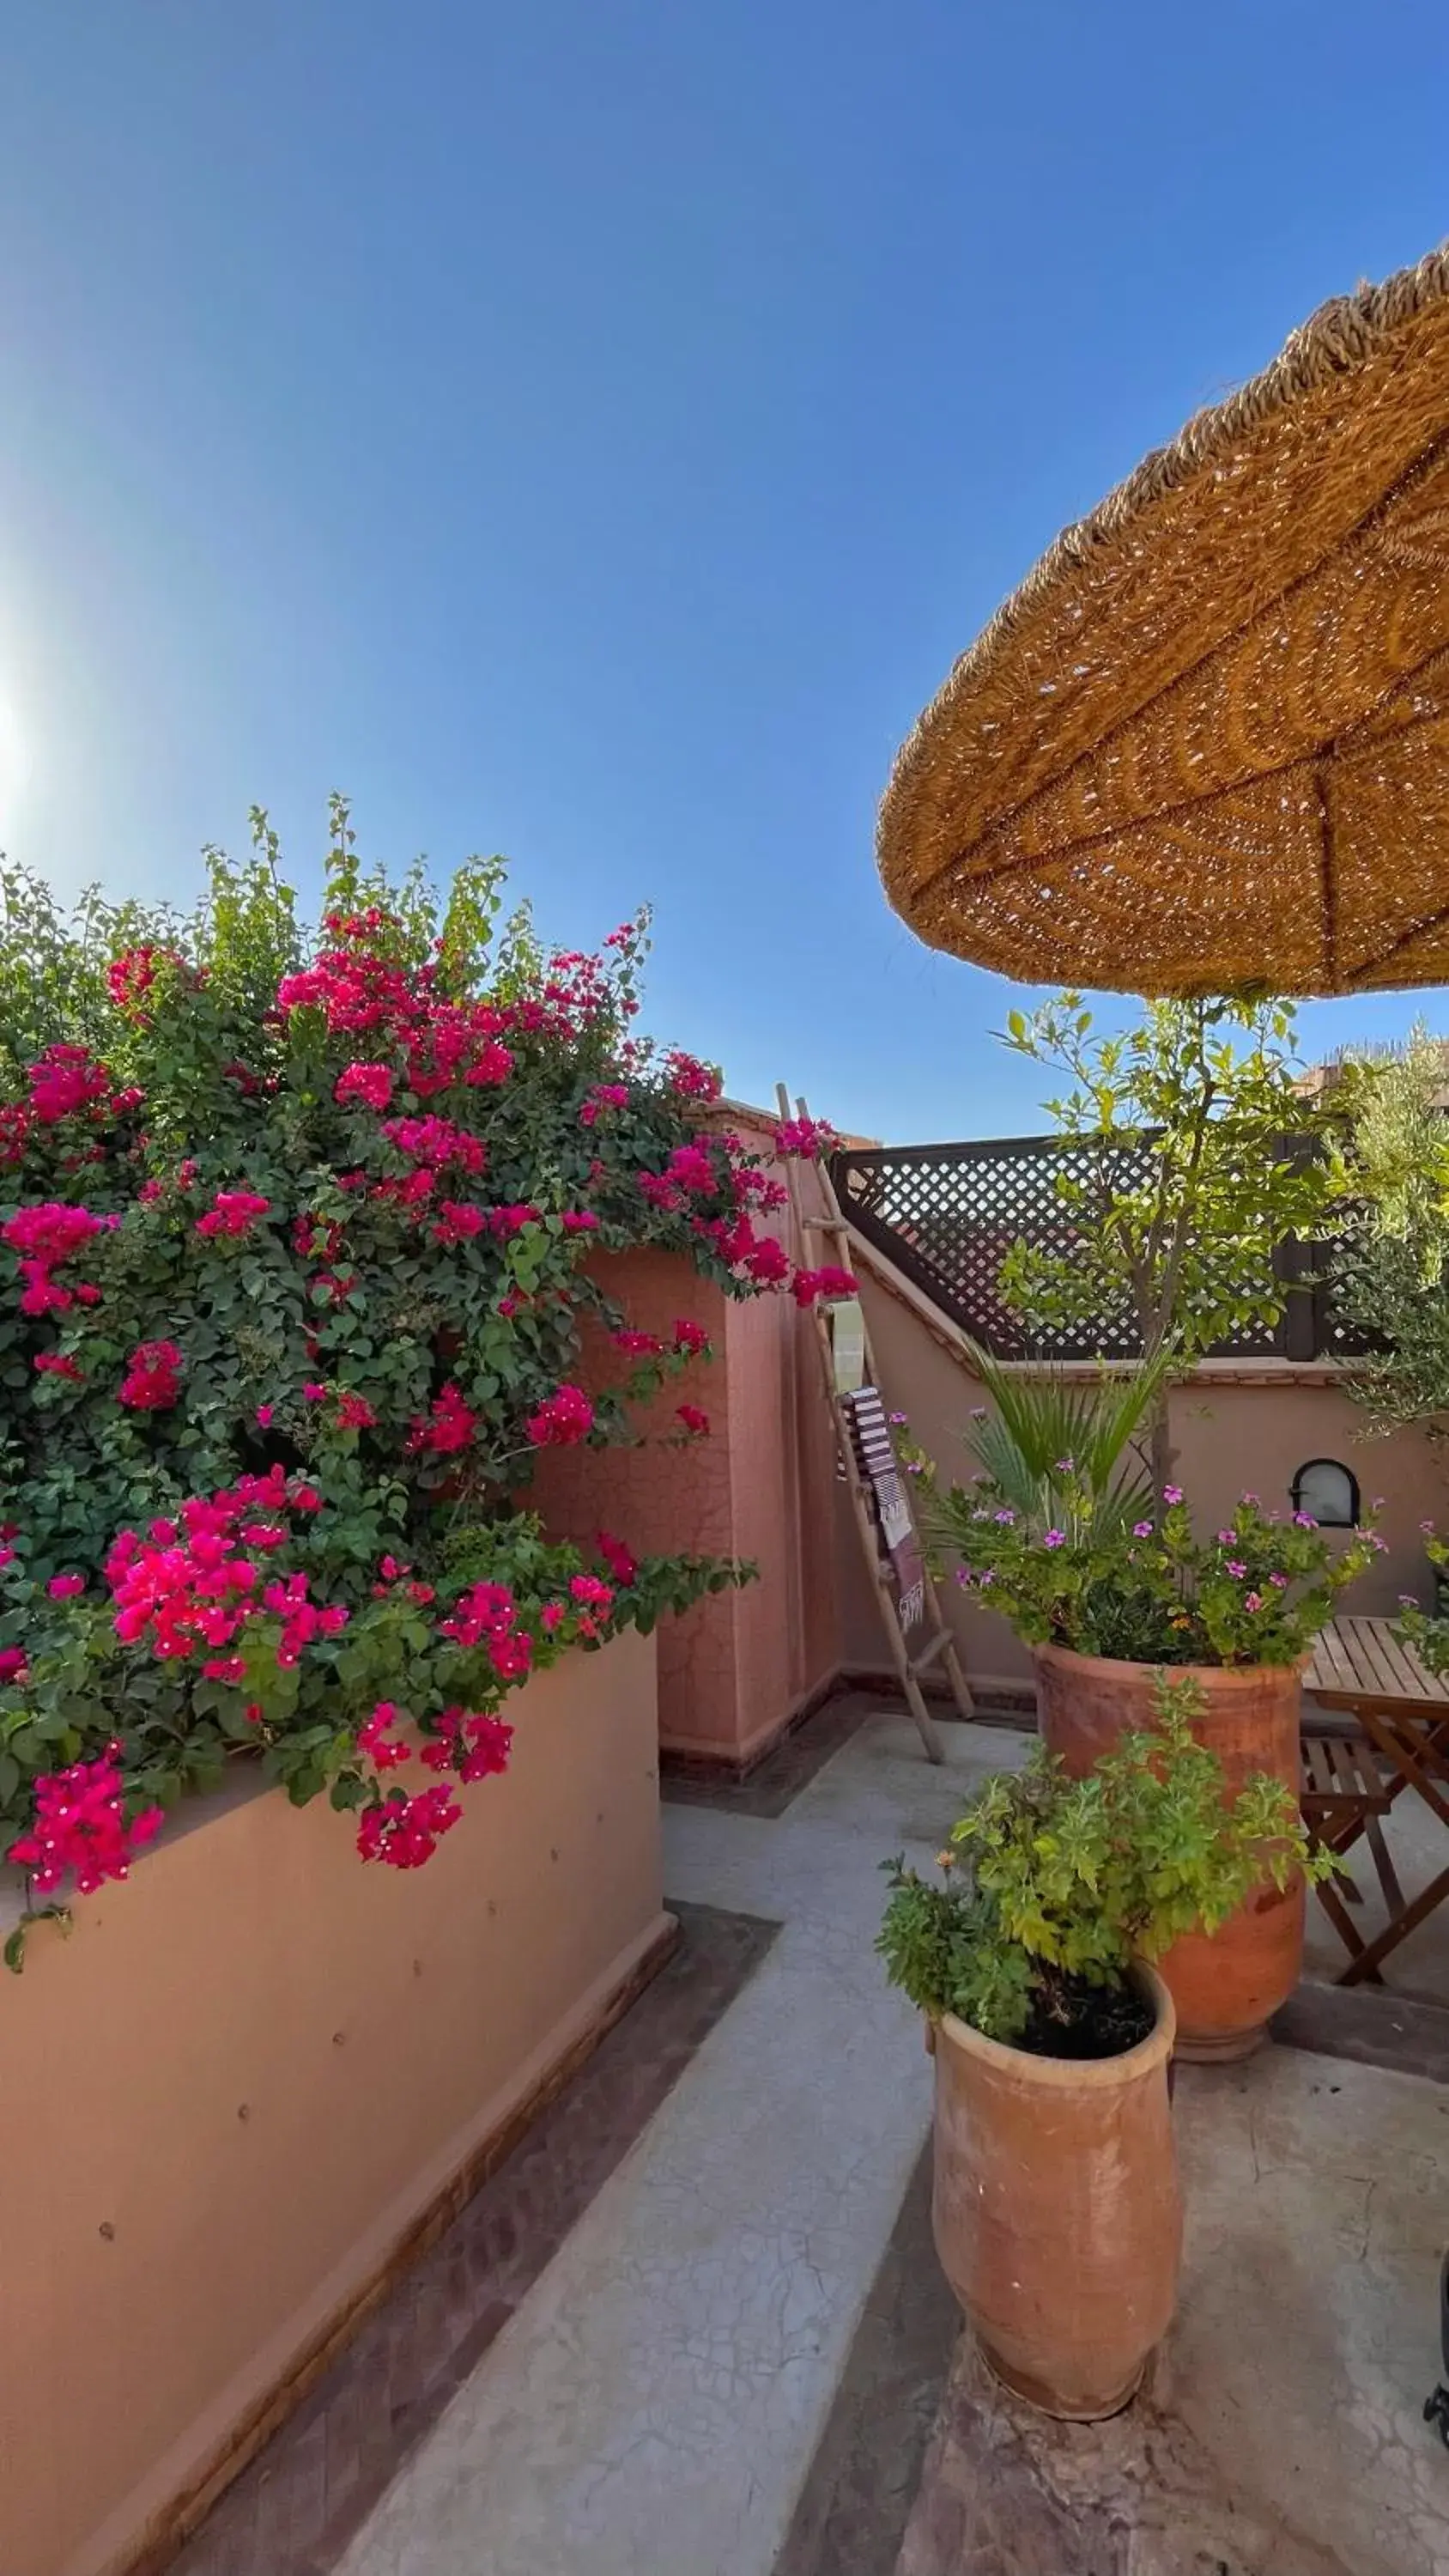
(0, 1629), (667, 2576)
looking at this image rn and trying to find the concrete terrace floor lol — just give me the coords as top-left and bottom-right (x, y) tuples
(331, 1708), (1449, 2576)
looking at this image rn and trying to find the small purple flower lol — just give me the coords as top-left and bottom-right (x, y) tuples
(977, 1568), (995, 1588)
(1292, 1511), (1316, 1529)
(1245, 1591), (1264, 1612)
(888, 1410), (908, 1425)
(1226, 1559), (1247, 1579)
(993, 1508), (1016, 1525)
(1372, 1496), (1385, 1511)
(1400, 1592), (1420, 1608)
(1241, 1492), (1260, 1507)
(1132, 1520), (1154, 1539)
(955, 1566), (971, 1587)
(1042, 1528), (1066, 1549)
(1163, 1483), (1184, 1505)
(1054, 1456), (1075, 1473)
(905, 1460), (923, 1476)
(1269, 1572), (1288, 1589)
(1422, 1520), (1438, 1536)
(1371, 1534), (1388, 1553)
(1216, 1528), (1235, 1545)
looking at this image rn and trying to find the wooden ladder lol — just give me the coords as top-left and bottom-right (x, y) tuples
(776, 1084), (973, 1763)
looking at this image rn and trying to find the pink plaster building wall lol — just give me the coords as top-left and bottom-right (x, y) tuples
(530, 1109), (841, 1765)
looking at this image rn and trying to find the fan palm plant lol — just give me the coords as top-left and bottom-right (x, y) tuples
(936, 1340), (1170, 1539)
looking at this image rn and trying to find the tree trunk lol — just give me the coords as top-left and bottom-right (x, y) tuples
(1149, 1393), (1175, 1504)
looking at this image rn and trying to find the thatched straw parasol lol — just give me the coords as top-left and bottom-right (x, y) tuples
(877, 246), (1449, 996)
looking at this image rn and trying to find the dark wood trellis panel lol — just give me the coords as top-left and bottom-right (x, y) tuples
(831, 1133), (1370, 1363)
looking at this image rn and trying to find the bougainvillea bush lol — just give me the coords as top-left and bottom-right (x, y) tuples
(0, 802), (846, 1957)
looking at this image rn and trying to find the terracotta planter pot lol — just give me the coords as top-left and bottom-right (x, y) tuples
(1033, 1644), (1305, 2063)
(931, 1967), (1180, 2421)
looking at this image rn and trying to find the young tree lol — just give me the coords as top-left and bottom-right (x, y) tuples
(997, 993), (1338, 1492)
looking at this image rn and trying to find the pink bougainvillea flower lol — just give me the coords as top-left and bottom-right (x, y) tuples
(664, 1049), (721, 1103)
(419, 1706), (514, 1783)
(407, 1381), (477, 1455)
(743, 1237), (791, 1286)
(789, 1264), (858, 1307)
(7, 1741), (164, 1897)
(672, 1320), (709, 1357)
(34, 1352), (83, 1381)
(597, 1529), (639, 1587)
(196, 1189), (271, 1240)
(302, 1381), (327, 1402)
(488, 1203), (543, 1237)
(255, 1403), (275, 1428)
(355, 1783), (463, 1868)
(569, 1572), (615, 1610)
(358, 1701), (412, 1771)
(664, 1141), (718, 1195)
(676, 1403), (709, 1437)
(580, 1082), (630, 1128)
(525, 1384), (595, 1448)
(773, 1115), (838, 1159)
(0, 1646), (28, 1684)
(336, 1394), (377, 1430)
(118, 1339), (184, 1411)
(613, 1327), (664, 1356)
(47, 1572), (85, 1597)
(27, 1044), (113, 1125)
(381, 1113), (488, 1175)
(464, 1040), (514, 1087)
(335, 1060), (395, 1110)
(432, 1200), (488, 1244)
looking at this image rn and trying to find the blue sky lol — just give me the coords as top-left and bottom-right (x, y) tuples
(0, 1), (1446, 1139)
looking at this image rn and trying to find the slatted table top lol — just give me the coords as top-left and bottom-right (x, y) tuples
(1304, 1615), (1449, 1713)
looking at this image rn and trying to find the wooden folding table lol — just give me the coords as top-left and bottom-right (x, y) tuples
(1301, 1615), (1449, 1985)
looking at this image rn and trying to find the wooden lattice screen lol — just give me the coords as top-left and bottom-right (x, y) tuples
(831, 1133), (1371, 1363)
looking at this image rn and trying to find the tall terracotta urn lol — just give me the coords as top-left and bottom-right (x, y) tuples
(931, 1967), (1180, 2420)
(1034, 1645), (1305, 2063)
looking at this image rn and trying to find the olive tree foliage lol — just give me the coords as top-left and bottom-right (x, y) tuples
(1331, 1027), (1449, 1439)
(996, 993), (1339, 1492)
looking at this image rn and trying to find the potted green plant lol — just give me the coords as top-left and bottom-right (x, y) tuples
(878, 1677), (1332, 2420)
(921, 1440), (1377, 2058)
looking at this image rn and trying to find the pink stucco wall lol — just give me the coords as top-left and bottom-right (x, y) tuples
(0, 1631), (665, 2576)
(531, 1109), (841, 1765)
(845, 1242), (1446, 1691)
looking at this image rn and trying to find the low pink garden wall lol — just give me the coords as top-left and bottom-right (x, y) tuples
(0, 1629), (666, 2576)
(844, 1240), (1446, 1692)
(532, 1112), (842, 1767)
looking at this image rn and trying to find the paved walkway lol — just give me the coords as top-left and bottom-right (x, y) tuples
(336, 1709), (994, 2576)
(334, 1704), (1449, 2576)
